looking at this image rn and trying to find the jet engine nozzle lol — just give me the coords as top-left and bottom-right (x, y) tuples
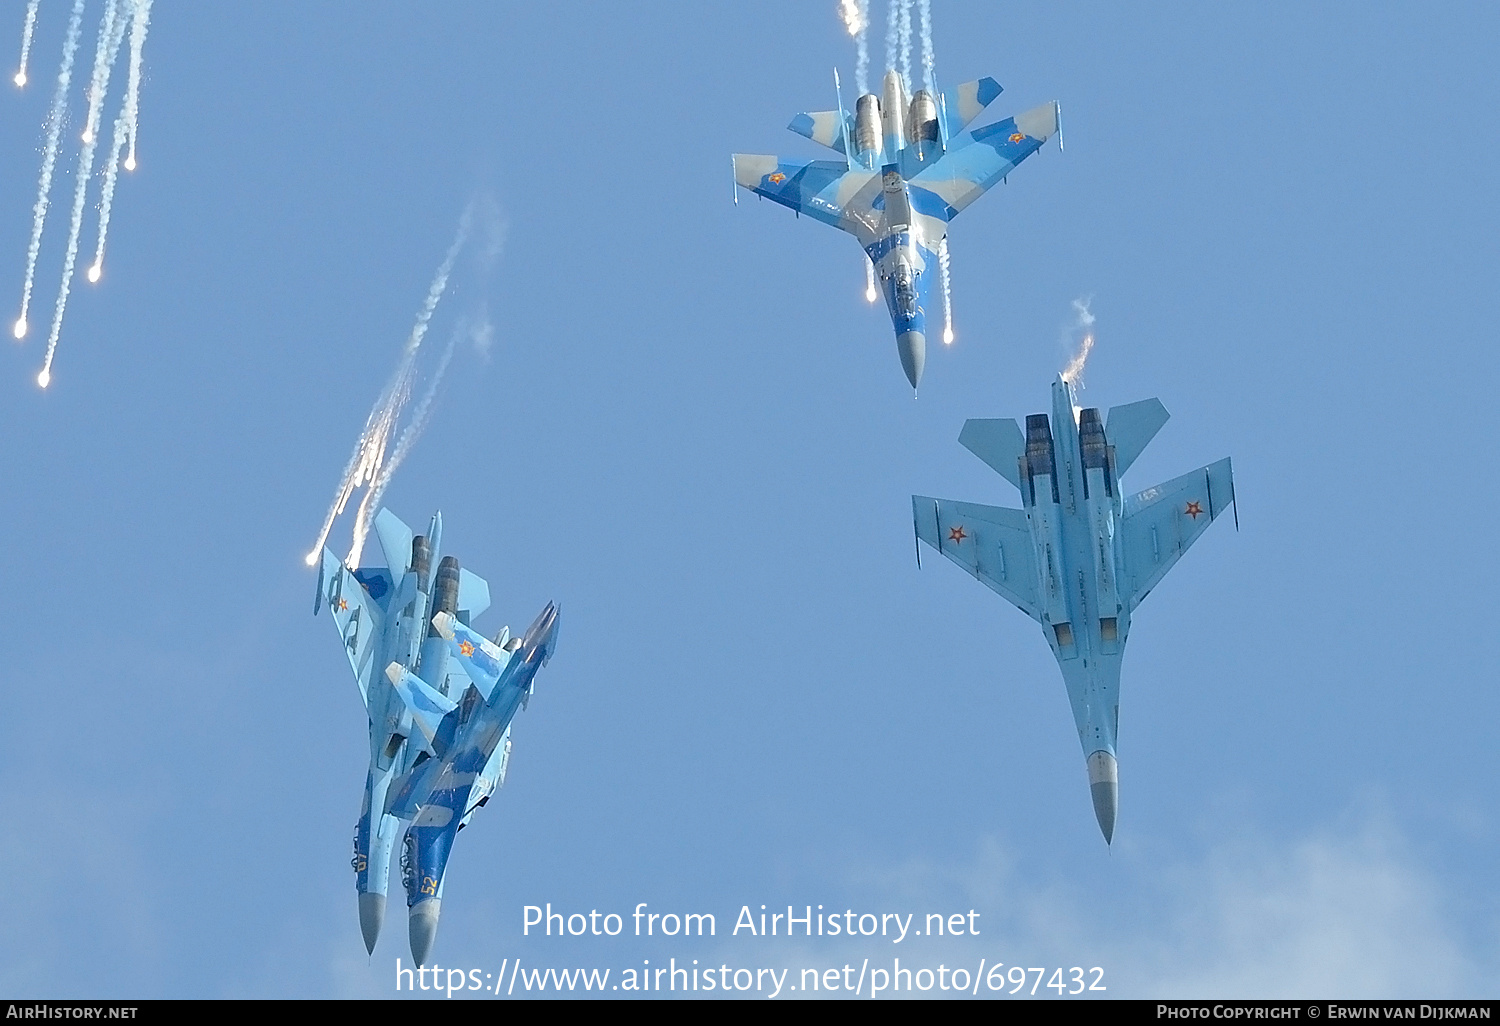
(1025, 414), (1059, 505)
(908, 89), (939, 144)
(410, 535), (432, 592)
(1025, 414), (1056, 476)
(1078, 408), (1108, 470)
(430, 556), (461, 631)
(854, 93), (881, 165)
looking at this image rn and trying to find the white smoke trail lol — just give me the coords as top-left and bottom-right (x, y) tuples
(37, 0), (125, 388)
(917, 0), (934, 94)
(121, 0), (150, 171)
(864, 256), (876, 303)
(14, 0), (40, 87)
(898, 0), (913, 86)
(305, 204), (477, 567)
(884, 0), (899, 79)
(348, 320), (468, 568)
(839, 0), (870, 96)
(14, 0), (86, 342)
(1061, 297), (1096, 385)
(89, 100), (129, 281)
(938, 235), (953, 343)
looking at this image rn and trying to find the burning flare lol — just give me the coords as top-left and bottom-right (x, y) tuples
(1060, 297), (1096, 385)
(14, 0), (40, 88)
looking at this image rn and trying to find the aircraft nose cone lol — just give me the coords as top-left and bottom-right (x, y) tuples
(358, 892), (385, 955)
(409, 898), (441, 965)
(897, 330), (926, 389)
(1086, 750), (1119, 844)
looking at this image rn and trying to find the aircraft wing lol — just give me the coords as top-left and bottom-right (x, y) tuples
(732, 154), (881, 239)
(910, 100), (1059, 219)
(319, 547), (387, 708)
(1119, 458), (1234, 610)
(913, 496), (1041, 621)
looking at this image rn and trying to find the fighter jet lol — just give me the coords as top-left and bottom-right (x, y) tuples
(316, 508), (559, 963)
(733, 70), (1059, 388)
(913, 377), (1234, 842)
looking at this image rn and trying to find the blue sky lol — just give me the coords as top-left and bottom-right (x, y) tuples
(0, 0), (1495, 999)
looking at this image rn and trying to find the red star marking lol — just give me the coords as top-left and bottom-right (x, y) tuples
(459, 639), (475, 657)
(338, 598), (348, 611)
(1185, 501), (1203, 519)
(767, 171), (787, 185)
(1009, 132), (1025, 143)
(948, 525), (968, 543)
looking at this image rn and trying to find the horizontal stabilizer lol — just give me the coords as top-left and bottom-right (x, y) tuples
(787, 110), (852, 154)
(457, 568), (490, 621)
(911, 100), (1059, 219)
(1106, 398), (1170, 477)
(913, 496), (1041, 620)
(373, 508), (414, 577)
(1120, 457), (1234, 610)
(940, 77), (1003, 138)
(432, 611), (513, 702)
(384, 663), (457, 750)
(958, 418), (1026, 490)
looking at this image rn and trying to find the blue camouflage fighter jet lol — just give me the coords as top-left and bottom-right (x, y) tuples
(734, 70), (1059, 388)
(913, 377), (1234, 842)
(316, 509), (559, 964)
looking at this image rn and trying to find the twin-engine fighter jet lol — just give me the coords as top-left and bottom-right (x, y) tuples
(913, 378), (1234, 842)
(316, 509), (559, 964)
(733, 70), (1059, 388)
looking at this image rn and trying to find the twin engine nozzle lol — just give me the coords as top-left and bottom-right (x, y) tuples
(851, 72), (940, 167)
(409, 534), (462, 635)
(1022, 407), (1116, 504)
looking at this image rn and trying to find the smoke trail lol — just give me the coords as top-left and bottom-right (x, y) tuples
(897, 0), (912, 86)
(938, 236), (953, 343)
(917, 0), (934, 94)
(884, 0), (899, 78)
(14, 0), (40, 87)
(864, 256), (876, 303)
(1060, 297), (1096, 385)
(14, 0), (86, 342)
(348, 319), (470, 568)
(305, 204), (478, 566)
(121, 0), (150, 171)
(91, 1), (145, 282)
(89, 101), (129, 281)
(839, 0), (870, 95)
(37, 0), (125, 388)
